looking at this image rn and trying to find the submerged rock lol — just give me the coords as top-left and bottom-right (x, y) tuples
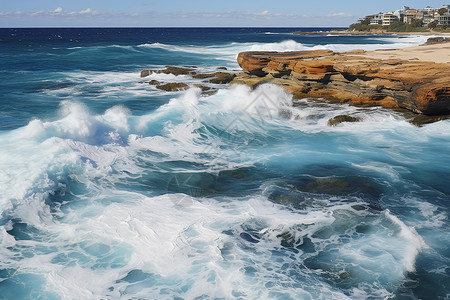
(409, 114), (450, 127)
(351, 205), (367, 211)
(192, 73), (215, 79)
(156, 82), (189, 92)
(148, 80), (160, 86)
(193, 83), (211, 91)
(193, 84), (217, 96)
(304, 177), (351, 195)
(327, 115), (361, 126)
(160, 66), (196, 76)
(141, 66), (196, 77)
(295, 175), (384, 202)
(192, 72), (236, 84)
(140, 67), (236, 93)
(140, 70), (153, 78)
(207, 72), (236, 84)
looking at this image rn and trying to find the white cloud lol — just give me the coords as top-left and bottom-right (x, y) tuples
(255, 10), (270, 16)
(26, 7), (99, 17)
(80, 8), (98, 15)
(30, 10), (44, 16)
(0, 8), (356, 26)
(328, 12), (353, 17)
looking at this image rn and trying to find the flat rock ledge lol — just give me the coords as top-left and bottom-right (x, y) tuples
(234, 50), (450, 115)
(140, 66), (235, 95)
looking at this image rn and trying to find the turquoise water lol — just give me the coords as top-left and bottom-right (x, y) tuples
(0, 28), (449, 299)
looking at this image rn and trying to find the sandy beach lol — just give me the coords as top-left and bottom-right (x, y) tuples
(356, 42), (450, 64)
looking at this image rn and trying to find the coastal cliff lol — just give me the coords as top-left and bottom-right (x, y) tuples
(233, 45), (450, 115)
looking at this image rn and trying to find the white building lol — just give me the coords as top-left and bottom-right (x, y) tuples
(438, 12), (450, 26)
(357, 5), (449, 28)
(369, 13), (384, 25)
(382, 13), (399, 26)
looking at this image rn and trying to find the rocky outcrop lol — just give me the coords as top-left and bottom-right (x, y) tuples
(192, 72), (236, 84)
(425, 37), (450, 44)
(156, 82), (189, 92)
(141, 66), (197, 77)
(235, 50), (450, 115)
(327, 115), (361, 126)
(140, 70), (153, 78)
(141, 66), (234, 94)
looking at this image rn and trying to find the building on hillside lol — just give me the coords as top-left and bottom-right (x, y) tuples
(382, 14), (399, 26)
(438, 12), (450, 26)
(393, 6), (411, 22)
(357, 13), (384, 25)
(370, 13), (384, 25)
(403, 9), (424, 24)
(423, 13), (437, 24)
(356, 4), (449, 28)
(437, 5), (450, 26)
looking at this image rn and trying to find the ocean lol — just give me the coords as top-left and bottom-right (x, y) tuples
(0, 28), (449, 299)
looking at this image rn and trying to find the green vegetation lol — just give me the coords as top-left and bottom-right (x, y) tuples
(348, 19), (428, 33)
(386, 20), (427, 32)
(348, 23), (382, 32)
(427, 21), (449, 31)
(437, 7), (448, 15)
(433, 27), (450, 32)
(428, 20), (439, 29)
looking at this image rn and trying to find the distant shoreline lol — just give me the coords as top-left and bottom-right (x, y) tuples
(293, 30), (450, 36)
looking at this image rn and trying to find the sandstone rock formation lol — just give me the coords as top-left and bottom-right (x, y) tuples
(235, 50), (450, 115)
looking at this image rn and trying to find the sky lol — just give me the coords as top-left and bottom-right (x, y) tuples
(0, 1), (447, 27)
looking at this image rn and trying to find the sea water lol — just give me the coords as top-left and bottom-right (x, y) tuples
(0, 28), (449, 299)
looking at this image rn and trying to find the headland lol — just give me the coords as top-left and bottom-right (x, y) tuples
(232, 40), (450, 118)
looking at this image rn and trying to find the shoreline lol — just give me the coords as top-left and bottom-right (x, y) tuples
(293, 30), (450, 36)
(233, 42), (450, 118)
(139, 39), (450, 124)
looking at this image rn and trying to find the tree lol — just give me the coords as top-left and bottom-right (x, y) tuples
(411, 18), (423, 28)
(361, 17), (371, 25)
(438, 8), (448, 15)
(428, 20), (438, 29)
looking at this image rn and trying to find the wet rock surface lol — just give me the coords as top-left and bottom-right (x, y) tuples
(234, 50), (450, 115)
(328, 115), (361, 126)
(156, 82), (189, 92)
(140, 66), (233, 93)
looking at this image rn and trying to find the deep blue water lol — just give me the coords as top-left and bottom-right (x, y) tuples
(0, 28), (449, 299)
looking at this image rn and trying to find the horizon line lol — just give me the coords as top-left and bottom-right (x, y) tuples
(0, 26), (348, 29)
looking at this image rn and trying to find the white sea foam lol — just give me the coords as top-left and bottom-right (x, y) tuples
(2, 81), (448, 299)
(138, 35), (429, 64)
(385, 211), (428, 272)
(3, 188), (422, 298)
